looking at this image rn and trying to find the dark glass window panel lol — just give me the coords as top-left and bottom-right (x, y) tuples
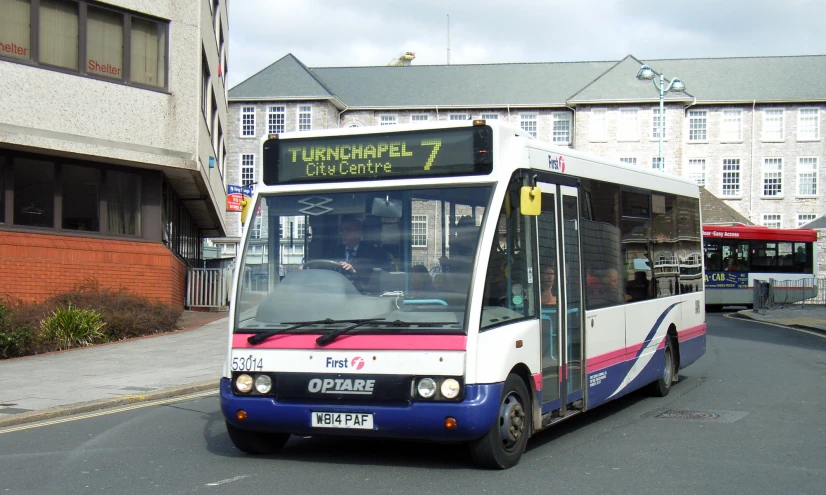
(107, 170), (141, 235)
(14, 158), (55, 228)
(62, 164), (100, 231)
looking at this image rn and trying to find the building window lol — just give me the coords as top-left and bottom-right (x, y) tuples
(14, 158), (55, 228)
(62, 164), (100, 231)
(1, 0), (31, 61)
(520, 113), (537, 138)
(480, 113), (499, 120)
(688, 110), (707, 141)
(298, 105), (312, 131)
(762, 214), (782, 229)
(449, 113), (469, 121)
(687, 159), (706, 186)
(589, 108), (607, 142)
(651, 157), (664, 171)
(411, 114), (428, 122)
(797, 157), (818, 196)
(241, 106), (255, 137)
(40, 0), (79, 70)
(267, 105), (285, 134)
(107, 169), (141, 236)
(797, 214), (817, 228)
(412, 215), (427, 247)
(552, 113), (571, 144)
(762, 158), (783, 197)
(87, 7), (122, 79)
(130, 16), (166, 87)
(250, 216), (262, 239)
(722, 158), (741, 197)
(652, 107), (666, 139)
(380, 114), (398, 125)
(1, 0), (168, 89)
(619, 157), (637, 166)
(241, 154), (255, 186)
(617, 108), (638, 141)
(721, 109), (742, 142)
(201, 52), (210, 118)
(762, 108), (785, 141)
(798, 108), (820, 141)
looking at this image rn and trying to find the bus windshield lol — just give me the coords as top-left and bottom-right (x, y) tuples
(234, 185), (492, 334)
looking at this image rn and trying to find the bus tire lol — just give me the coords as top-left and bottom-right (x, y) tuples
(225, 422), (290, 455)
(648, 335), (675, 397)
(469, 374), (531, 469)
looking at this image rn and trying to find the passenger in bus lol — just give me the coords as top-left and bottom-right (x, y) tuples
(337, 216), (393, 290)
(602, 267), (630, 303)
(449, 216), (478, 274)
(540, 265), (558, 307)
(725, 257), (739, 271)
(409, 264), (433, 295)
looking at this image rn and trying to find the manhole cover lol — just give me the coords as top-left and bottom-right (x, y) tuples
(657, 410), (722, 420)
(654, 409), (748, 423)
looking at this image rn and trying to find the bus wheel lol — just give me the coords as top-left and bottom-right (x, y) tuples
(469, 374), (531, 469)
(648, 335), (675, 397)
(226, 422), (290, 455)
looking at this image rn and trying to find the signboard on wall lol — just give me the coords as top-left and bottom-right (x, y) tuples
(704, 271), (748, 289)
(227, 185), (253, 212)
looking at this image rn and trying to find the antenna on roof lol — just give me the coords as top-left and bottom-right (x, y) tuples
(446, 14), (450, 65)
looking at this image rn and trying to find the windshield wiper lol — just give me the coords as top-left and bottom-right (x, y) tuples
(248, 318), (384, 345)
(315, 319), (458, 346)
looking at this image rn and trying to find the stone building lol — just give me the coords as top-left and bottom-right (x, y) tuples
(0, 0), (230, 305)
(225, 52), (825, 269)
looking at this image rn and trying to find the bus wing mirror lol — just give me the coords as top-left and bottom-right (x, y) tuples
(520, 186), (541, 216)
(240, 199), (252, 224)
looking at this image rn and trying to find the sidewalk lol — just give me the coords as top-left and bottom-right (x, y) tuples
(0, 311), (228, 428)
(733, 305), (826, 332)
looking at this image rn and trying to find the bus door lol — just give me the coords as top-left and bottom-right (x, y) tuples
(537, 182), (583, 413)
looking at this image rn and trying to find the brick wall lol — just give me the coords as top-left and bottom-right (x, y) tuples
(0, 232), (186, 307)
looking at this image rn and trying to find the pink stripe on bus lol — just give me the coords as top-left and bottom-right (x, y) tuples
(232, 334), (467, 351)
(678, 323), (707, 342)
(586, 324), (706, 372)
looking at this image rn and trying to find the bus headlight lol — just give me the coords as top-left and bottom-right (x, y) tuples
(417, 378), (437, 398)
(235, 374), (253, 393)
(440, 378), (461, 399)
(254, 374), (273, 394)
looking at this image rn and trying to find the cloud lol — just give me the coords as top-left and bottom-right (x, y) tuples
(227, 0), (826, 87)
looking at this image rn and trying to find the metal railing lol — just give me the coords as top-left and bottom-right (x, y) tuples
(186, 267), (233, 309)
(752, 277), (824, 311)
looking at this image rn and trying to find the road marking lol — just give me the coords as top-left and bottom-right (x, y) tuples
(0, 390), (217, 435)
(206, 475), (251, 486)
(723, 313), (826, 339)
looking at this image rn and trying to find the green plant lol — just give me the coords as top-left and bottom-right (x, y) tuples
(0, 302), (36, 359)
(40, 303), (108, 350)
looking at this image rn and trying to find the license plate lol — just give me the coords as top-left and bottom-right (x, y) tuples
(311, 412), (374, 429)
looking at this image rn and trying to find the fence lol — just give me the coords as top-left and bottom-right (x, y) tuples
(186, 267), (233, 309)
(752, 277), (825, 311)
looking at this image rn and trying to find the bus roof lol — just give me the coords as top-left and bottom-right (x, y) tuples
(702, 224), (818, 242)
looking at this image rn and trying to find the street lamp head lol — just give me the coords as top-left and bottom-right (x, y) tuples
(669, 77), (686, 93)
(636, 64), (655, 81)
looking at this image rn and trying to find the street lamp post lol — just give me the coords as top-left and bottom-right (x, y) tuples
(636, 64), (686, 171)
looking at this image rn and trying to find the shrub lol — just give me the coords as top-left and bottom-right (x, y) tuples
(0, 303), (35, 359)
(40, 303), (108, 350)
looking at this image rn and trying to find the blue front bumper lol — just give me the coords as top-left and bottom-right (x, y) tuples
(220, 378), (502, 442)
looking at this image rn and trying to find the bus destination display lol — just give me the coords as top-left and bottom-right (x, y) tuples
(263, 126), (492, 184)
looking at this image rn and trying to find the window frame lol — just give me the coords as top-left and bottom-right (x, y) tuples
(618, 157), (637, 166)
(686, 158), (706, 186)
(687, 109), (707, 142)
(267, 105), (285, 134)
(761, 157), (783, 198)
(762, 108), (785, 142)
(721, 158), (741, 198)
(589, 108), (607, 142)
(796, 156), (818, 197)
(617, 108), (639, 142)
(797, 213), (817, 228)
(0, 0), (170, 91)
(410, 113), (429, 122)
(298, 105), (312, 131)
(797, 107), (820, 141)
(720, 108), (743, 142)
(411, 214), (428, 247)
(480, 113), (499, 120)
(240, 106), (255, 137)
(761, 214), (782, 229)
(240, 153), (255, 186)
(520, 112), (538, 138)
(449, 113), (469, 121)
(651, 107), (666, 140)
(379, 114), (398, 126)
(552, 112), (571, 145)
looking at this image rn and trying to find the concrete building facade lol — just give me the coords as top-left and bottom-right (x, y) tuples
(0, 0), (230, 305)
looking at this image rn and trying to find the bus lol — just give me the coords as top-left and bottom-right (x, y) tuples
(703, 224), (818, 310)
(221, 120), (706, 469)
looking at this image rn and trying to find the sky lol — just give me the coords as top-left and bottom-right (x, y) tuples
(226, 0), (826, 88)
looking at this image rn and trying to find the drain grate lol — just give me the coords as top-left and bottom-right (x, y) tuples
(655, 409), (748, 423)
(657, 410), (721, 420)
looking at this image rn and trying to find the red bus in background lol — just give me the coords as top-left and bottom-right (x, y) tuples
(702, 224), (818, 310)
